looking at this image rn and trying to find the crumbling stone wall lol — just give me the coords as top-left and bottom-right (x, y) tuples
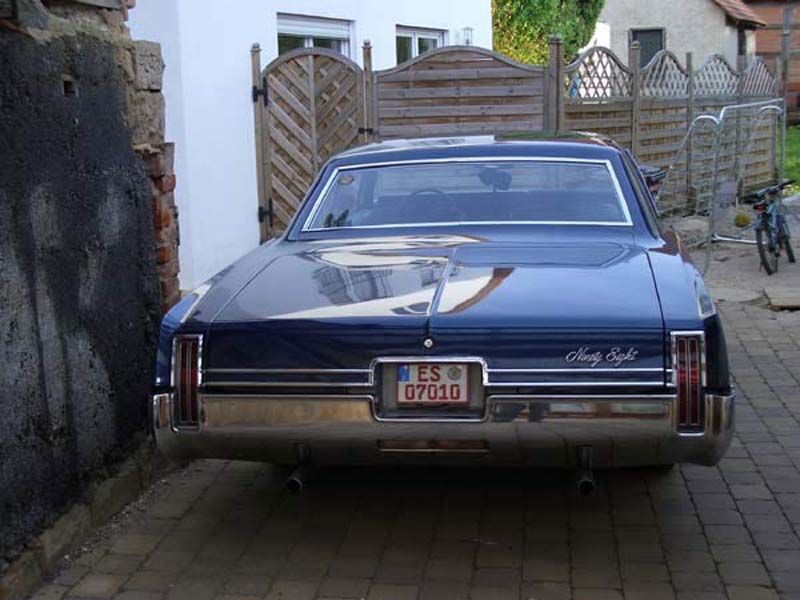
(0, 0), (174, 569)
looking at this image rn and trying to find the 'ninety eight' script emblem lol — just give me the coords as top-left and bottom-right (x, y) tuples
(564, 347), (639, 368)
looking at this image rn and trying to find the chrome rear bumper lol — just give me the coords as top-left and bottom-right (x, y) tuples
(152, 392), (733, 467)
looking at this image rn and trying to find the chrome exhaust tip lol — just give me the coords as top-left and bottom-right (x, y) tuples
(576, 471), (596, 496)
(286, 464), (312, 493)
(576, 445), (595, 496)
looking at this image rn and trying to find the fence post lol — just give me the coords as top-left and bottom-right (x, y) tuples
(250, 43), (270, 242)
(686, 52), (695, 203)
(628, 41), (641, 157)
(362, 40), (374, 144)
(547, 35), (564, 132)
(735, 54), (746, 196)
(779, 6), (792, 183)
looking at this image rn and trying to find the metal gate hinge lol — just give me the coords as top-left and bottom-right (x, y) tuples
(252, 77), (268, 106)
(258, 198), (274, 227)
(358, 127), (375, 135)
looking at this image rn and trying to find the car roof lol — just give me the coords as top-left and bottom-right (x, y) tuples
(331, 132), (625, 166)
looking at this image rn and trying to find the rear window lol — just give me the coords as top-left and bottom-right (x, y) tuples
(303, 160), (630, 230)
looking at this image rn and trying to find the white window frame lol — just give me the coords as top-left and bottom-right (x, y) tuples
(396, 26), (447, 63)
(277, 13), (354, 58)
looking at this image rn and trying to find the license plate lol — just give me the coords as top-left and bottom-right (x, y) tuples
(396, 363), (469, 405)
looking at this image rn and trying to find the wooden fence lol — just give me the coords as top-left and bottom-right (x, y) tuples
(251, 39), (780, 240)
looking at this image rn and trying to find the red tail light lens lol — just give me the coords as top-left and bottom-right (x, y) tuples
(672, 333), (704, 432)
(173, 335), (201, 427)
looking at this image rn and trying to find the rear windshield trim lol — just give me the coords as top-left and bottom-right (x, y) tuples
(300, 156), (633, 232)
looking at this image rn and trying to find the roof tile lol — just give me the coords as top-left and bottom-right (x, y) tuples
(713, 0), (766, 27)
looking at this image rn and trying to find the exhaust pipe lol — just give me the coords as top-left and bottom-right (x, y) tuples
(575, 446), (595, 496)
(286, 464), (313, 493)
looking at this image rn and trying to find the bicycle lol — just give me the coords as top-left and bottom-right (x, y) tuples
(742, 179), (796, 275)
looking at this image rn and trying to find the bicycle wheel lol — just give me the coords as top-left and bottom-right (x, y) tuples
(779, 216), (796, 263)
(756, 219), (779, 274)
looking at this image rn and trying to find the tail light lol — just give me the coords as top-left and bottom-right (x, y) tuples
(172, 335), (202, 427)
(671, 332), (705, 432)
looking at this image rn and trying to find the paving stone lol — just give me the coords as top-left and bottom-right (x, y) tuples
(113, 592), (164, 600)
(772, 570), (800, 593)
(30, 584), (71, 600)
(93, 555), (144, 576)
(316, 577), (370, 599)
(110, 535), (161, 557)
(418, 580), (470, 600)
(122, 571), (175, 593)
(572, 590), (623, 600)
(622, 581), (676, 599)
(726, 586), (780, 600)
(718, 562), (772, 586)
(520, 582), (571, 600)
(572, 568), (622, 589)
(469, 586), (518, 600)
(222, 575), (271, 596)
(70, 574), (127, 599)
(365, 583), (418, 600)
(264, 580), (318, 600)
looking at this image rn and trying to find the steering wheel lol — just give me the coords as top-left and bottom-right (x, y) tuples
(410, 188), (464, 221)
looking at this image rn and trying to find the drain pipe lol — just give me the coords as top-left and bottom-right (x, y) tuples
(575, 446), (596, 496)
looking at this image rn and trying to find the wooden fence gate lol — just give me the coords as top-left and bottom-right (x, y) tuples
(251, 47), (364, 238)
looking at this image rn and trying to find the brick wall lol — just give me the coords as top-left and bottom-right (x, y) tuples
(147, 144), (180, 310)
(127, 38), (180, 311)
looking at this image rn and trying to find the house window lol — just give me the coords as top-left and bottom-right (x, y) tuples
(396, 26), (446, 64)
(630, 28), (665, 67)
(277, 14), (353, 58)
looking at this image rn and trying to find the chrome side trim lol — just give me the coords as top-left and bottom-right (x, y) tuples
(204, 368), (373, 374)
(488, 367), (664, 373)
(202, 361), (670, 389)
(202, 381), (374, 388)
(301, 157), (633, 232)
(487, 381), (668, 388)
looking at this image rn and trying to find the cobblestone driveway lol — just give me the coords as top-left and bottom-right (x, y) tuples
(37, 298), (800, 600)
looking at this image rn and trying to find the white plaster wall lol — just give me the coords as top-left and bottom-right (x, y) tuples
(596, 0), (740, 66)
(130, 0), (492, 289)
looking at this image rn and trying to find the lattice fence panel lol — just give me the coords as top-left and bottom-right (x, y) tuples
(565, 46), (632, 99)
(695, 55), (739, 96)
(640, 51), (688, 98)
(374, 47), (546, 139)
(742, 57), (778, 97)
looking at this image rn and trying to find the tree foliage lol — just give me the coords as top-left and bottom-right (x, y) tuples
(493, 0), (605, 65)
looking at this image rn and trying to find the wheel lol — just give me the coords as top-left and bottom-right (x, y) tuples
(784, 236), (796, 264)
(778, 216), (796, 263)
(756, 219), (779, 274)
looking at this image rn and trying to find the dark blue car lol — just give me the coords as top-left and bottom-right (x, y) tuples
(152, 134), (733, 482)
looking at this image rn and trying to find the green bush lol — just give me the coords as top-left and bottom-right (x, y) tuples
(493, 0), (605, 65)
